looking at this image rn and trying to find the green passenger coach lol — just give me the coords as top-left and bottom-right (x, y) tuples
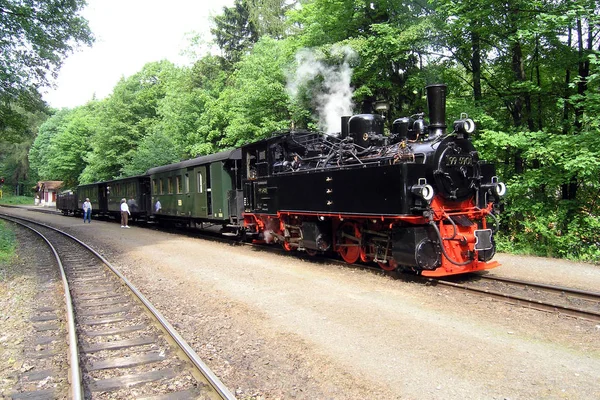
(146, 149), (243, 227)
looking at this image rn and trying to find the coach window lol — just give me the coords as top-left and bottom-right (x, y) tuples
(168, 177), (173, 194)
(176, 176), (182, 194)
(152, 179), (157, 195)
(197, 172), (203, 193)
(159, 179), (164, 194)
(185, 173), (189, 194)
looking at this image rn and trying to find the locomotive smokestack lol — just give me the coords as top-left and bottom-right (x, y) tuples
(426, 84), (447, 137)
(340, 116), (350, 138)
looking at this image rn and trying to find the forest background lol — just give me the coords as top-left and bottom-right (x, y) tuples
(1, 0), (599, 262)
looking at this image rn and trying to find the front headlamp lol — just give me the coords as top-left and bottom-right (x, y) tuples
(410, 178), (434, 202)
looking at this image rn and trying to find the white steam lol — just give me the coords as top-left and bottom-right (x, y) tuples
(287, 46), (357, 134)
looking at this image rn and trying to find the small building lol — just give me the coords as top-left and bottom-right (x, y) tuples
(36, 181), (63, 207)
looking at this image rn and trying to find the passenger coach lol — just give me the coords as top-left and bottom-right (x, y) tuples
(146, 149), (243, 228)
(57, 175), (150, 220)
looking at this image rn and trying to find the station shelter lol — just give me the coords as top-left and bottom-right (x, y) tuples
(36, 181), (63, 207)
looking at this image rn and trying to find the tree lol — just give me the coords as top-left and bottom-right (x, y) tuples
(0, 0), (93, 139)
(214, 37), (293, 148)
(80, 61), (179, 182)
(1, 104), (46, 194)
(155, 58), (227, 157)
(29, 109), (72, 182)
(29, 105), (98, 188)
(0, 0), (93, 97)
(211, 0), (260, 66)
(247, 0), (297, 39)
(121, 131), (181, 176)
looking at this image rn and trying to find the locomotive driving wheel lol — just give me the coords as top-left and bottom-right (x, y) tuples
(378, 259), (398, 271)
(337, 221), (361, 264)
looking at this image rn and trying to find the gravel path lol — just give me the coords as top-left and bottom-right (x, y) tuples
(2, 206), (599, 399)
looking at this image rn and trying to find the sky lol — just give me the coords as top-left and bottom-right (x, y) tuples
(42, 0), (234, 109)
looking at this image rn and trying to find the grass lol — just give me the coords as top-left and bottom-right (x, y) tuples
(0, 194), (34, 206)
(0, 220), (16, 267)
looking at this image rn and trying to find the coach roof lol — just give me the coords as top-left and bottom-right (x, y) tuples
(145, 148), (241, 175)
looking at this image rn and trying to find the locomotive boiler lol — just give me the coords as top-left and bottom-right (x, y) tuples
(241, 84), (505, 276)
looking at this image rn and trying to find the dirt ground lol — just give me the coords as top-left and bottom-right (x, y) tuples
(1, 206), (599, 399)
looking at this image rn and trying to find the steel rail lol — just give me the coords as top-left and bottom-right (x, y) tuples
(0, 212), (236, 400)
(433, 278), (600, 322)
(480, 274), (600, 302)
(0, 216), (83, 400)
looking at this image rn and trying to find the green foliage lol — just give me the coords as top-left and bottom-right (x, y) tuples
(0, 0), (93, 97)
(212, 37), (293, 147)
(474, 124), (600, 262)
(0, 220), (17, 265)
(121, 131), (181, 176)
(247, 0), (297, 39)
(0, 195), (33, 206)
(0, 0), (93, 141)
(30, 105), (99, 188)
(80, 61), (179, 182)
(211, 0), (259, 66)
(0, 103), (47, 194)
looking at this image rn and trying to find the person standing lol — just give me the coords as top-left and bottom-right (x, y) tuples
(155, 198), (161, 213)
(83, 198), (92, 223)
(120, 198), (131, 228)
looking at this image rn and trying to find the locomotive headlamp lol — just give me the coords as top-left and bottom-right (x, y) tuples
(374, 100), (390, 113)
(494, 181), (506, 197)
(481, 177), (506, 198)
(411, 179), (435, 202)
(453, 118), (475, 135)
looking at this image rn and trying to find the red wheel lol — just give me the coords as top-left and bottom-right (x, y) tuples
(305, 249), (318, 256)
(360, 245), (370, 262)
(378, 259), (397, 271)
(283, 241), (292, 251)
(337, 222), (361, 264)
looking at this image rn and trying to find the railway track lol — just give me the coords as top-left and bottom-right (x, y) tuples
(1, 213), (236, 400)
(435, 274), (600, 322)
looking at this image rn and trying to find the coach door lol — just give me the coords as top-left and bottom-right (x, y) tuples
(192, 166), (210, 218)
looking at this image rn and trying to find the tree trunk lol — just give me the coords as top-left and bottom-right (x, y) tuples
(471, 29), (482, 102)
(562, 26), (572, 135)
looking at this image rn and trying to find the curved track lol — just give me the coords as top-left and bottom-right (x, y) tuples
(1, 213), (236, 400)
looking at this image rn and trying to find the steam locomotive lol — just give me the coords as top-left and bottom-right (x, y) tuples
(58, 84), (505, 277)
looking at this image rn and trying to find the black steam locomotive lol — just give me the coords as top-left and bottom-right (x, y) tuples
(241, 84), (505, 276)
(58, 84), (504, 277)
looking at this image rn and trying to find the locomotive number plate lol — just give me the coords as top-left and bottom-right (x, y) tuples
(445, 155), (473, 166)
(474, 229), (493, 251)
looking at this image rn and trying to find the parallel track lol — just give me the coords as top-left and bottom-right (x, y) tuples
(435, 274), (600, 322)
(1, 213), (236, 400)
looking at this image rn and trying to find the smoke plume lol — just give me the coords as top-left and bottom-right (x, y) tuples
(287, 46), (357, 134)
